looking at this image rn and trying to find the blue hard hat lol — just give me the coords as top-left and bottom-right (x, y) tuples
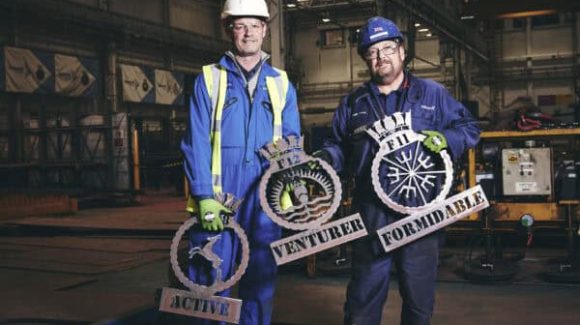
(357, 16), (403, 55)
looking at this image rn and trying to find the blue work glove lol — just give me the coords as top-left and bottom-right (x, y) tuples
(198, 198), (231, 231)
(422, 130), (448, 154)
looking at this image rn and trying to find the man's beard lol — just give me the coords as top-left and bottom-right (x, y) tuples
(374, 61), (401, 85)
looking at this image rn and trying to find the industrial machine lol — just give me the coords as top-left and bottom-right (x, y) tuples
(464, 128), (580, 282)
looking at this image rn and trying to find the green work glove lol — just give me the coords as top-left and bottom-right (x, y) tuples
(280, 180), (309, 211)
(308, 150), (332, 170)
(280, 184), (293, 211)
(198, 198), (231, 231)
(422, 130), (448, 154)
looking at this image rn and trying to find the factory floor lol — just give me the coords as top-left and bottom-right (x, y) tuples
(1, 192), (580, 325)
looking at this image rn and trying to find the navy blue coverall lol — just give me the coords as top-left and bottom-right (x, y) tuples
(320, 72), (480, 325)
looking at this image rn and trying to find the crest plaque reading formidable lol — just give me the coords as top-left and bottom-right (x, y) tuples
(259, 136), (368, 265)
(159, 193), (248, 324)
(377, 185), (489, 253)
(368, 112), (488, 253)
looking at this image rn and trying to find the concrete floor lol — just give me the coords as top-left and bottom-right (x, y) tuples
(1, 193), (580, 324)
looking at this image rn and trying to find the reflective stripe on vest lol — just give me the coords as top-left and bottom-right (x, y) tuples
(266, 68), (288, 142)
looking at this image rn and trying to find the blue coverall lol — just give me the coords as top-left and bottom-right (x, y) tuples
(321, 72), (480, 325)
(181, 52), (301, 325)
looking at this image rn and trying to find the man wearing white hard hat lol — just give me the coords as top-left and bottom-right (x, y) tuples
(181, 0), (301, 324)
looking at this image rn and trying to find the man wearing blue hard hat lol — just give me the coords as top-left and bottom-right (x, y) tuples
(314, 16), (480, 324)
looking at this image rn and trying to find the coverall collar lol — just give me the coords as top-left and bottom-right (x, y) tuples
(223, 51), (271, 100)
(223, 50), (270, 76)
(369, 72), (423, 106)
(368, 71), (410, 97)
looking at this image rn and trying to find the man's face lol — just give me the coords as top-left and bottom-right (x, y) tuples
(363, 40), (405, 85)
(228, 17), (267, 57)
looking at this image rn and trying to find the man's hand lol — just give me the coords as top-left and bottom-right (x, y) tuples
(198, 198), (232, 231)
(312, 150), (332, 165)
(309, 150), (332, 170)
(422, 130), (448, 154)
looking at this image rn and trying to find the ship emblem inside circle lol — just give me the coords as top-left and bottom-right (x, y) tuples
(169, 193), (249, 297)
(367, 112), (453, 214)
(259, 136), (342, 230)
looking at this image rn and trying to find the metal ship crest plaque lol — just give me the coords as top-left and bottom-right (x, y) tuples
(367, 112), (454, 214)
(159, 193), (248, 324)
(367, 112), (489, 253)
(259, 136), (368, 265)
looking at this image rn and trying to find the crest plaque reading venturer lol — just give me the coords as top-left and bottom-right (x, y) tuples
(159, 193), (249, 324)
(259, 136), (368, 265)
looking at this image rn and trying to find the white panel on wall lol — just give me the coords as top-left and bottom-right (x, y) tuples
(412, 38), (440, 70)
(501, 31), (527, 59)
(295, 29), (323, 84)
(531, 28), (572, 57)
(171, 0), (218, 37)
(296, 27), (369, 85)
(110, 0), (163, 24)
(319, 47), (350, 82)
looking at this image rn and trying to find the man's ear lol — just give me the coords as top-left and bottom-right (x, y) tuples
(261, 23), (268, 38)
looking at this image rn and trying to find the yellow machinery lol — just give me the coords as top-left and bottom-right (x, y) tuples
(467, 128), (580, 222)
(462, 128), (580, 282)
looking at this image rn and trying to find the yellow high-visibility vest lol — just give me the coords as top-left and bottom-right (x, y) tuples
(186, 64), (289, 213)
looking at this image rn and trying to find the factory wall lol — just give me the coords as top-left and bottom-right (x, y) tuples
(292, 12), (580, 129)
(492, 13), (579, 124)
(0, 0), (227, 194)
(67, 0), (221, 37)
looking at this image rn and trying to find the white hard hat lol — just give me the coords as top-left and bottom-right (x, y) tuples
(221, 0), (270, 20)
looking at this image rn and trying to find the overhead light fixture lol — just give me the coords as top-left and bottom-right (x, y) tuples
(426, 32), (432, 37)
(321, 12), (331, 23)
(414, 23), (421, 27)
(461, 15), (475, 20)
(418, 28), (429, 32)
(322, 17), (331, 23)
(285, 0), (298, 8)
